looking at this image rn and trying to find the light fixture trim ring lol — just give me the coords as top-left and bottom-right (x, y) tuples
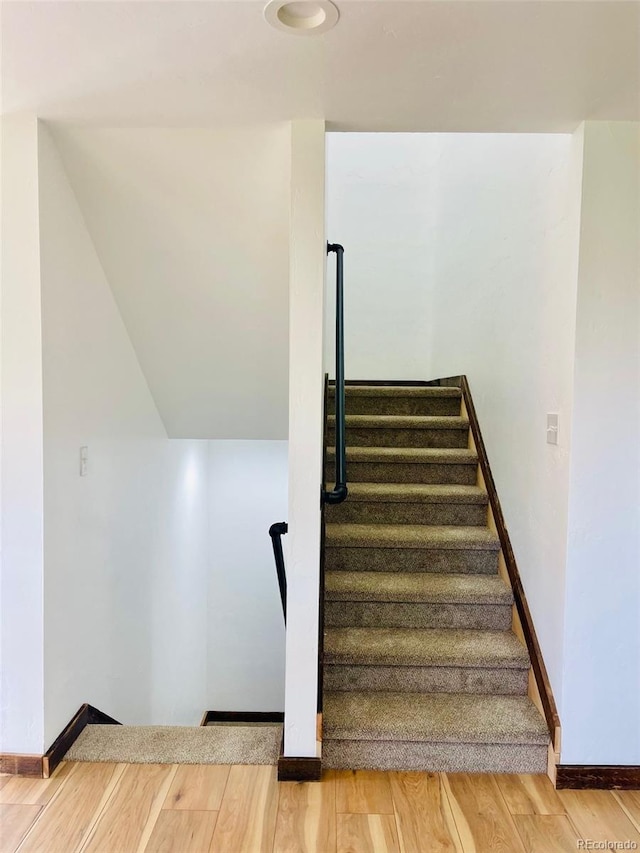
(263, 0), (339, 35)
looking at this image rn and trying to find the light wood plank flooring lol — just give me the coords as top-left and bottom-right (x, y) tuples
(1, 762), (637, 852)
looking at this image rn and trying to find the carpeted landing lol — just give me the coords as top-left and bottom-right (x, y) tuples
(323, 382), (549, 773)
(64, 724), (282, 765)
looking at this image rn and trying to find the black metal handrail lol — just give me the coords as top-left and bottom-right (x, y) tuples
(323, 243), (348, 505)
(268, 522), (288, 623)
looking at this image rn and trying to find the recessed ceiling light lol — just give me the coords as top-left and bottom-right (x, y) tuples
(264, 0), (339, 35)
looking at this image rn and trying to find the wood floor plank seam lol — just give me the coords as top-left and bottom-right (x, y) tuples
(558, 788), (640, 847)
(162, 764), (230, 812)
(443, 773), (529, 852)
(0, 803), (43, 853)
(58, 763), (127, 853)
(144, 809), (219, 853)
(612, 790), (640, 836)
(440, 774), (473, 852)
(492, 772), (569, 818)
(511, 813), (584, 853)
(135, 764), (178, 853)
(74, 764), (128, 853)
(76, 763), (172, 853)
(390, 772), (463, 853)
(14, 765), (118, 853)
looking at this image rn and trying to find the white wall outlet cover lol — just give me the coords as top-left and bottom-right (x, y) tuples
(263, 0), (339, 35)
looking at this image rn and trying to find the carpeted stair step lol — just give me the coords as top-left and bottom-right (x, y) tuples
(324, 626), (529, 694)
(322, 692), (549, 773)
(324, 571), (513, 629)
(327, 414), (469, 449)
(325, 483), (488, 526)
(327, 384), (462, 417)
(325, 523), (501, 573)
(326, 446), (478, 485)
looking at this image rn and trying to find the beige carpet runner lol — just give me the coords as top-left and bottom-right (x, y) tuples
(322, 383), (549, 773)
(64, 724), (282, 765)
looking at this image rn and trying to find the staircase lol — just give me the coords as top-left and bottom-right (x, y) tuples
(322, 383), (549, 774)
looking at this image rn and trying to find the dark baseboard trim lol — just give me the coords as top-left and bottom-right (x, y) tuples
(86, 705), (121, 726)
(1, 703), (121, 779)
(0, 754), (44, 778)
(556, 765), (640, 790)
(461, 376), (561, 753)
(277, 755), (322, 782)
(44, 703), (121, 777)
(200, 711), (284, 726)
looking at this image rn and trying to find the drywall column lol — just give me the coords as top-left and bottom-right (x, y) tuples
(283, 121), (325, 757)
(562, 122), (640, 764)
(0, 116), (45, 754)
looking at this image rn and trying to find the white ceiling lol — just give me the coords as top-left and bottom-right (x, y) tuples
(3, 1), (639, 132)
(52, 126), (291, 439)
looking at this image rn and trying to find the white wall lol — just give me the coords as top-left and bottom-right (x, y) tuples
(327, 132), (583, 707)
(326, 135), (433, 378)
(52, 126), (291, 441)
(0, 115), (45, 754)
(207, 441), (287, 711)
(284, 121), (326, 758)
(562, 122), (640, 764)
(427, 133), (584, 705)
(38, 124), (211, 745)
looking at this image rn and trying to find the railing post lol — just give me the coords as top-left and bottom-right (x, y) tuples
(324, 243), (348, 505)
(268, 522), (288, 623)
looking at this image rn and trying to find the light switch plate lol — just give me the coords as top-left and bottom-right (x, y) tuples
(546, 414), (559, 445)
(80, 446), (88, 476)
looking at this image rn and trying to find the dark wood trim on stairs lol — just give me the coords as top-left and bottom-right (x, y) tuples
(277, 755), (322, 782)
(460, 375), (561, 753)
(86, 705), (122, 726)
(556, 765), (640, 790)
(329, 377), (463, 387)
(1, 704), (121, 778)
(199, 711), (284, 725)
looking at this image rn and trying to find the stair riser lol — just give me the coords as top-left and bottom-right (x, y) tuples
(325, 547), (499, 574)
(327, 427), (468, 449)
(327, 397), (461, 417)
(321, 740), (548, 774)
(324, 664), (528, 695)
(325, 601), (512, 630)
(325, 462), (478, 486)
(326, 501), (487, 526)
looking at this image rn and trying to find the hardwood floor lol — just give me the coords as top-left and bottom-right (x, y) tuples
(1, 762), (636, 852)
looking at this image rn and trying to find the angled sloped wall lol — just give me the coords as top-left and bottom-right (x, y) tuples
(38, 124), (211, 744)
(51, 125), (291, 440)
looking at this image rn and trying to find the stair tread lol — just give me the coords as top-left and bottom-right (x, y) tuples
(328, 415), (469, 430)
(325, 571), (512, 605)
(329, 384), (462, 398)
(325, 523), (500, 551)
(323, 692), (549, 745)
(327, 446), (478, 464)
(325, 626), (529, 669)
(329, 483), (487, 504)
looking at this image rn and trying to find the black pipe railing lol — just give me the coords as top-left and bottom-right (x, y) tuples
(269, 522), (288, 623)
(269, 243), (346, 625)
(323, 243), (348, 505)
